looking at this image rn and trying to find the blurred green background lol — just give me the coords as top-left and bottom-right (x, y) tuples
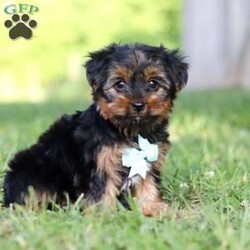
(0, 0), (181, 102)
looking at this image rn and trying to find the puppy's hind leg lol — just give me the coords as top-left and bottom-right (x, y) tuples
(3, 170), (55, 210)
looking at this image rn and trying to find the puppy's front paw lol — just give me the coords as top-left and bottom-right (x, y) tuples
(141, 201), (177, 218)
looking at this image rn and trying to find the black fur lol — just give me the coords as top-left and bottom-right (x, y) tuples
(4, 105), (118, 205)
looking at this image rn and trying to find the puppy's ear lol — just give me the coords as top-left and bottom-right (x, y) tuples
(162, 47), (189, 92)
(85, 43), (117, 91)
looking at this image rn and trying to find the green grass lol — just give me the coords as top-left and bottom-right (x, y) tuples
(0, 88), (250, 250)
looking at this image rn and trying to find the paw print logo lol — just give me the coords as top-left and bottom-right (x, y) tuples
(4, 14), (37, 40)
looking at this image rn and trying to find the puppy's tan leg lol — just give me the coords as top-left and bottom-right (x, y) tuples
(131, 142), (171, 216)
(23, 189), (55, 211)
(133, 175), (171, 217)
(96, 144), (124, 209)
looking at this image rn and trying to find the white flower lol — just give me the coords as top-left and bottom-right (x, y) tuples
(204, 170), (215, 178)
(239, 130), (248, 138)
(240, 200), (250, 207)
(180, 182), (189, 188)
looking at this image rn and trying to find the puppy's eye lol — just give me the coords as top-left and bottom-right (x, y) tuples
(115, 81), (127, 91)
(147, 80), (159, 91)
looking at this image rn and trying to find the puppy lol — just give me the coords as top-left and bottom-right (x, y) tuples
(3, 43), (188, 216)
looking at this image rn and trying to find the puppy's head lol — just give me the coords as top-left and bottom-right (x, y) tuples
(85, 43), (188, 130)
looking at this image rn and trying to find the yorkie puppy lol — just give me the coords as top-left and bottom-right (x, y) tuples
(3, 43), (188, 216)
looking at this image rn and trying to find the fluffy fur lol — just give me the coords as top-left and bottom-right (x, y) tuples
(3, 43), (188, 216)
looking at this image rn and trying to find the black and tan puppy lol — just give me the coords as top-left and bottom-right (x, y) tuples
(3, 43), (188, 216)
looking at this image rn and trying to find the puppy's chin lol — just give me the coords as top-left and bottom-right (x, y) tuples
(108, 114), (164, 134)
(111, 102), (172, 130)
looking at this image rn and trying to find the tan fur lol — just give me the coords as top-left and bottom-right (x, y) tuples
(97, 96), (131, 121)
(132, 175), (162, 216)
(133, 175), (173, 217)
(140, 201), (172, 217)
(143, 66), (166, 81)
(153, 143), (170, 171)
(23, 190), (54, 210)
(146, 94), (172, 116)
(109, 66), (133, 84)
(132, 142), (170, 216)
(96, 144), (126, 208)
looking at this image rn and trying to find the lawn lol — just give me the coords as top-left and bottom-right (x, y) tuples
(0, 88), (249, 250)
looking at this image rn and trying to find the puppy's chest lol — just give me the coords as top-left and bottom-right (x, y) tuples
(119, 161), (152, 191)
(96, 139), (166, 191)
(114, 143), (155, 191)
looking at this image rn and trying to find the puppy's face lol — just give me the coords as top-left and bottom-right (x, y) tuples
(85, 44), (188, 129)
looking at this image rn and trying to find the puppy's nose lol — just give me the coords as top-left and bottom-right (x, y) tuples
(132, 102), (145, 112)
